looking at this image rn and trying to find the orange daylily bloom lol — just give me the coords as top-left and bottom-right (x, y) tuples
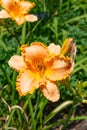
(8, 39), (75, 102)
(0, 0), (38, 25)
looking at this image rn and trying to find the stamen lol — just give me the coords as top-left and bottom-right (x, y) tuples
(36, 61), (46, 76)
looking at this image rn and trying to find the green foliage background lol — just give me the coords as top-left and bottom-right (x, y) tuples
(0, 0), (87, 129)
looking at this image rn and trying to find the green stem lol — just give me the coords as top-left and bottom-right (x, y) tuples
(28, 95), (36, 130)
(0, 65), (12, 86)
(62, 101), (78, 130)
(37, 99), (48, 130)
(59, 0), (63, 12)
(21, 23), (26, 45)
(64, 14), (87, 24)
(43, 100), (73, 125)
(23, 100), (29, 111)
(4, 21), (20, 46)
(43, 115), (87, 130)
(43, 0), (46, 12)
(73, 64), (87, 74)
(0, 39), (8, 52)
(5, 109), (16, 129)
(27, 20), (41, 42)
(75, 57), (87, 68)
(67, 0), (70, 11)
(36, 99), (48, 121)
(11, 45), (20, 104)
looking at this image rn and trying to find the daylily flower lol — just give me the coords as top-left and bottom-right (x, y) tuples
(8, 39), (75, 102)
(0, 0), (38, 25)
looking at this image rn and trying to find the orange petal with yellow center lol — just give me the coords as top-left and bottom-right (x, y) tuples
(25, 14), (38, 22)
(16, 70), (39, 96)
(1, 0), (17, 12)
(45, 56), (72, 81)
(48, 43), (61, 56)
(20, 1), (35, 14)
(0, 9), (11, 18)
(40, 80), (60, 102)
(21, 42), (49, 65)
(8, 55), (27, 72)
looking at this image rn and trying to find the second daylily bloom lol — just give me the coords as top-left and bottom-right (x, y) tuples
(8, 38), (76, 102)
(0, 0), (38, 25)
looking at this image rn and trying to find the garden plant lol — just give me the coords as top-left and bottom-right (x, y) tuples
(0, 0), (87, 130)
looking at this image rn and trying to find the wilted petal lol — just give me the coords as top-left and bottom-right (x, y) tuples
(48, 43), (61, 56)
(40, 80), (60, 102)
(0, 9), (10, 18)
(45, 56), (72, 81)
(25, 14), (38, 22)
(16, 70), (39, 96)
(60, 38), (74, 56)
(8, 55), (27, 72)
(20, 1), (35, 13)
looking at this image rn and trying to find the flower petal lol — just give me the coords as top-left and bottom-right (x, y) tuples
(15, 16), (25, 25)
(25, 14), (38, 22)
(1, 0), (16, 12)
(45, 56), (72, 81)
(21, 42), (49, 65)
(40, 80), (60, 102)
(48, 43), (61, 56)
(8, 55), (27, 72)
(16, 70), (39, 96)
(1, 0), (22, 18)
(20, 1), (35, 13)
(0, 0), (37, 25)
(0, 9), (10, 18)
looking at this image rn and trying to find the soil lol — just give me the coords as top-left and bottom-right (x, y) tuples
(44, 103), (87, 130)
(66, 104), (87, 130)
